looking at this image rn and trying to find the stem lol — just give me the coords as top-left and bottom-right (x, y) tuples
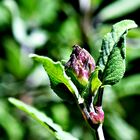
(95, 87), (104, 107)
(95, 124), (105, 140)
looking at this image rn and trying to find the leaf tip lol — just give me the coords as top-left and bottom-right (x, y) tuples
(29, 53), (38, 59)
(29, 54), (42, 63)
(113, 19), (138, 31)
(124, 19), (138, 28)
(8, 97), (15, 104)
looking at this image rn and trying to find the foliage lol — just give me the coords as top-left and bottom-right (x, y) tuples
(0, 0), (140, 140)
(29, 54), (80, 102)
(9, 98), (78, 140)
(97, 20), (137, 85)
(28, 20), (137, 139)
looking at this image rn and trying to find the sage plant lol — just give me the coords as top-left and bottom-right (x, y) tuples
(30, 20), (137, 140)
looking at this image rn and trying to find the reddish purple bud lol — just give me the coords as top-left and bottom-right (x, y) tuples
(89, 106), (104, 124)
(65, 45), (95, 87)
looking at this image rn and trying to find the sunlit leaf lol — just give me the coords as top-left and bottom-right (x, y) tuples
(0, 3), (10, 27)
(9, 98), (78, 140)
(30, 54), (83, 103)
(90, 68), (102, 96)
(98, 0), (140, 21)
(97, 20), (137, 85)
(4, 0), (47, 48)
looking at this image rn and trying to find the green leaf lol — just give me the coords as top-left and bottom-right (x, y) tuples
(8, 98), (78, 140)
(105, 113), (138, 140)
(102, 35), (126, 85)
(114, 74), (140, 98)
(4, 39), (32, 79)
(30, 54), (83, 103)
(90, 68), (102, 96)
(0, 100), (23, 140)
(97, 20), (137, 85)
(0, 4), (10, 27)
(81, 68), (102, 101)
(98, 0), (140, 21)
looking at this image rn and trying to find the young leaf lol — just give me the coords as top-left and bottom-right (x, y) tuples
(8, 98), (78, 140)
(102, 35), (126, 85)
(30, 54), (82, 103)
(89, 68), (102, 96)
(97, 20), (137, 85)
(81, 68), (102, 101)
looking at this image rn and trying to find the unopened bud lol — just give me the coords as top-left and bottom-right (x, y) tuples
(65, 45), (95, 88)
(89, 106), (104, 124)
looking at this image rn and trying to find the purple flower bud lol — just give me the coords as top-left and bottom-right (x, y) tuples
(89, 106), (104, 124)
(65, 45), (95, 87)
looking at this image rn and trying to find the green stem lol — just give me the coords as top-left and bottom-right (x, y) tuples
(94, 87), (104, 107)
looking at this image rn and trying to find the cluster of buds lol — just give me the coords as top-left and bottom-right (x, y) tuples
(65, 45), (95, 88)
(65, 45), (104, 125)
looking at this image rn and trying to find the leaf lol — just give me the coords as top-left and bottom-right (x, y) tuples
(114, 74), (140, 98)
(97, 20), (137, 85)
(102, 36), (126, 85)
(98, 0), (140, 21)
(0, 100), (23, 140)
(4, 0), (47, 48)
(90, 68), (102, 96)
(4, 39), (32, 79)
(0, 4), (10, 27)
(30, 54), (83, 103)
(8, 98), (78, 140)
(81, 68), (102, 101)
(105, 113), (138, 140)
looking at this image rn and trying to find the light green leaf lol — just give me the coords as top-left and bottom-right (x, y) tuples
(4, 39), (32, 79)
(0, 100), (23, 140)
(90, 68), (102, 96)
(81, 68), (102, 101)
(114, 74), (140, 98)
(97, 20), (137, 85)
(30, 54), (83, 103)
(8, 98), (78, 140)
(4, 0), (47, 48)
(0, 4), (10, 27)
(98, 0), (140, 21)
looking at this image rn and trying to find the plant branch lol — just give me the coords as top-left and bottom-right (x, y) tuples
(95, 124), (105, 140)
(94, 87), (104, 107)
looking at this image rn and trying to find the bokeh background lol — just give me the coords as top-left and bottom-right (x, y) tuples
(0, 0), (140, 139)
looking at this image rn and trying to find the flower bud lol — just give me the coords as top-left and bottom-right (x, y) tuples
(89, 106), (104, 124)
(65, 45), (95, 88)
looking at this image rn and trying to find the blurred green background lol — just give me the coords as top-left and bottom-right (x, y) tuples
(0, 0), (140, 139)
